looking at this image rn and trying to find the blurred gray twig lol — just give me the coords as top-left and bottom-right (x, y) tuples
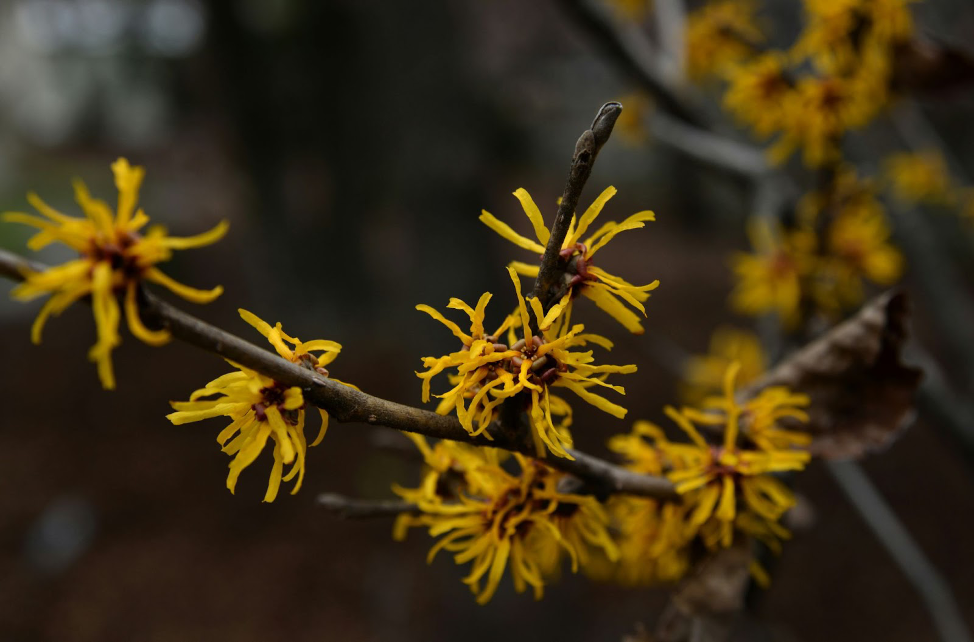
(828, 460), (971, 642)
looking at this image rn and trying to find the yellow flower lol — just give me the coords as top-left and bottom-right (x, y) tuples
(417, 268), (636, 459)
(597, 496), (691, 586)
(480, 186), (659, 334)
(818, 206), (904, 311)
(793, 0), (914, 74)
(685, 0), (764, 81)
(730, 218), (816, 327)
(3, 158), (228, 389)
(394, 449), (617, 604)
(681, 327), (767, 405)
(723, 52), (795, 138)
(884, 151), (955, 204)
(652, 363), (810, 550)
(167, 309), (348, 502)
(770, 74), (880, 167)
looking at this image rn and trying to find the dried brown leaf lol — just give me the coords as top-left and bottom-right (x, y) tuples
(744, 291), (923, 459)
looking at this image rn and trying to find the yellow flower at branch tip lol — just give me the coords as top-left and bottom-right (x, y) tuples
(393, 452), (618, 604)
(3, 158), (228, 389)
(723, 52), (794, 138)
(685, 0), (763, 81)
(480, 186), (659, 334)
(884, 151), (955, 205)
(416, 268), (636, 460)
(652, 362), (811, 550)
(681, 327), (767, 405)
(166, 309), (349, 502)
(730, 218), (815, 328)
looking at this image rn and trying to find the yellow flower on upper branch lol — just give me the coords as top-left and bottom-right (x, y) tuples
(640, 363), (811, 551)
(730, 218), (816, 327)
(884, 151), (955, 204)
(723, 52), (795, 138)
(685, 0), (764, 81)
(3, 158), (228, 389)
(681, 326), (767, 404)
(416, 268), (636, 460)
(793, 0), (915, 75)
(167, 309), (349, 502)
(770, 74), (880, 167)
(394, 447), (617, 604)
(480, 186), (659, 334)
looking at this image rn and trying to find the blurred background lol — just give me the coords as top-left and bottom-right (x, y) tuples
(1, 0), (974, 639)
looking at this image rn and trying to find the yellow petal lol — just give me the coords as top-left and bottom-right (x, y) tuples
(111, 157), (145, 228)
(161, 219), (229, 249)
(565, 186), (617, 248)
(144, 267), (223, 303)
(512, 188), (550, 245)
(480, 211), (546, 253)
(124, 281), (171, 346)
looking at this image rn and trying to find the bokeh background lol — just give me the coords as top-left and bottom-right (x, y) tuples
(1, 0), (974, 639)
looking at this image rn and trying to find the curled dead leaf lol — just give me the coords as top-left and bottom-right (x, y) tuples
(743, 291), (923, 460)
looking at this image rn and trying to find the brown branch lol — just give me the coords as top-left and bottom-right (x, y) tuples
(0, 248), (677, 500)
(317, 493), (417, 519)
(532, 101), (622, 309)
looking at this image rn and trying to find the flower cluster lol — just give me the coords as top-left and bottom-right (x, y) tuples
(731, 169), (902, 326)
(604, 362), (812, 585)
(416, 267), (637, 460)
(393, 436), (619, 604)
(3, 158), (227, 388)
(711, 0), (918, 167)
(167, 309), (350, 502)
(684, 0), (763, 81)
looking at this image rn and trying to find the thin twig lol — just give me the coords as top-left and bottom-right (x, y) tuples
(559, 0), (708, 127)
(827, 460), (971, 642)
(317, 493), (417, 519)
(0, 248), (678, 501)
(653, 0), (687, 85)
(532, 101), (622, 309)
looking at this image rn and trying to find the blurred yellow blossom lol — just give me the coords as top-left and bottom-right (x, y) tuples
(723, 52), (795, 138)
(681, 327), (767, 404)
(3, 158), (227, 389)
(730, 218), (816, 327)
(884, 151), (955, 204)
(686, 0), (764, 81)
